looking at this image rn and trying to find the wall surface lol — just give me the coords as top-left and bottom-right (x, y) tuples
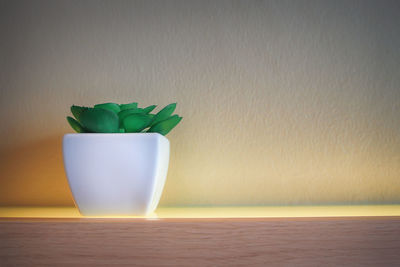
(0, 0), (399, 206)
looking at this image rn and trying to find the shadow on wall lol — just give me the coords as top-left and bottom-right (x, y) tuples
(0, 136), (74, 206)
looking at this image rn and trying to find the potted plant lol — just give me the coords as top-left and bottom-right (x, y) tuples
(63, 102), (182, 216)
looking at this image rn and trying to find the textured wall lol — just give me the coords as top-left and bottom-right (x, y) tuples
(0, 0), (399, 206)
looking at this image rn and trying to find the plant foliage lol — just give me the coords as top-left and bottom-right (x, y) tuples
(67, 102), (182, 135)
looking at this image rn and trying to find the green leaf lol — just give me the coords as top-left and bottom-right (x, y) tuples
(67, 116), (85, 133)
(94, 103), (121, 114)
(71, 105), (88, 122)
(122, 114), (153, 133)
(142, 105), (157, 114)
(140, 114), (155, 131)
(151, 103), (176, 127)
(118, 108), (144, 124)
(119, 102), (138, 111)
(148, 115), (182, 135)
(80, 108), (119, 133)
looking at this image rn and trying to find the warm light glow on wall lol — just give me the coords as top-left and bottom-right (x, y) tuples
(1, 206), (400, 219)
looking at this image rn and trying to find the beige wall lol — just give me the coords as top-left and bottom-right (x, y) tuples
(0, 0), (399, 206)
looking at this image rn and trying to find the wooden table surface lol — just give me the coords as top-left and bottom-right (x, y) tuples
(1, 206), (400, 266)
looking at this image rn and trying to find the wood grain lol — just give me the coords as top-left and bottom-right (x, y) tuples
(1, 217), (400, 266)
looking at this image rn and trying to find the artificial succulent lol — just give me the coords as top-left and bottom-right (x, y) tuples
(67, 102), (182, 136)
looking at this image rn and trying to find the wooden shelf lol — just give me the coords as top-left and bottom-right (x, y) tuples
(1, 206), (400, 265)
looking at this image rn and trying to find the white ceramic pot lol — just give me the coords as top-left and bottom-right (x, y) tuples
(62, 133), (170, 216)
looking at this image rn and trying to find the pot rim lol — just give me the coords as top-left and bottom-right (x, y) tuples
(63, 132), (169, 141)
